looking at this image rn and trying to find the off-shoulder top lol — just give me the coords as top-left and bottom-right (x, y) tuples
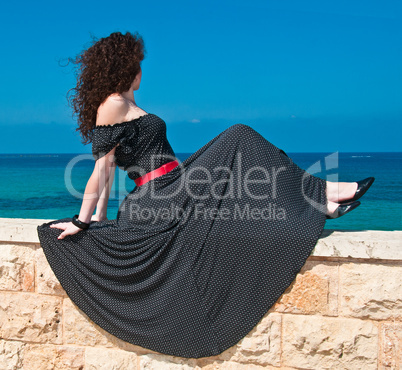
(92, 113), (177, 180)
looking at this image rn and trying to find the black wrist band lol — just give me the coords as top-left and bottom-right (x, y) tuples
(72, 215), (90, 230)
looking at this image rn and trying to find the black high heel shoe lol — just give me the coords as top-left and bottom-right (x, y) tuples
(326, 200), (361, 219)
(339, 177), (375, 204)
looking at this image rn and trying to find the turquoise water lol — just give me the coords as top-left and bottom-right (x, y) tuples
(0, 152), (401, 230)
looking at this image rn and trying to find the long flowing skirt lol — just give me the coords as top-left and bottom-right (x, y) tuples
(37, 123), (327, 358)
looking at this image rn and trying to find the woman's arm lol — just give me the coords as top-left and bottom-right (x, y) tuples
(90, 95), (128, 221)
(77, 148), (117, 224)
(50, 148), (117, 239)
(50, 95), (129, 239)
(92, 159), (117, 221)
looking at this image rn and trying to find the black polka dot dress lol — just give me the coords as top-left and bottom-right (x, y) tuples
(37, 113), (328, 358)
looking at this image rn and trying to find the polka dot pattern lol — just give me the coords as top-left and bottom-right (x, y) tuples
(37, 114), (328, 358)
(92, 114), (176, 180)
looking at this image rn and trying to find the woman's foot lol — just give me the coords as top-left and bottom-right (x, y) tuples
(327, 200), (340, 214)
(326, 200), (361, 219)
(338, 177), (375, 204)
(326, 177), (375, 204)
(326, 181), (358, 203)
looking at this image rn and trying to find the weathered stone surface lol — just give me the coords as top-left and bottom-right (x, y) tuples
(313, 230), (402, 260)
(139, 353), (198, 369)
(149, 356), (280, 370)
(340, 262), (402, 320)
(198, 362), (291, 370)
(111, 338), (157, 356)
(85, 347), (138, 370)
(0, 339), (26, 370)
(63, 298), (116, 347)
(22, 344), (85, 369)
(63, 298), (155, 354)
(35, 248), (67, 297)
(380, 322), (402, 369)
(213, 312), (281, 367)
(0, 244), (35, 292)
(2, 220), (401, 261)
(282, 314), (378, 369)
(1, 220), (401, 370)
(0, 218), (52, 243)
(0, 292), (62, 344)
(274, 261), (338, 316)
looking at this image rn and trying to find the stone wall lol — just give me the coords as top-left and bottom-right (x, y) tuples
(0, 218), (401, 369)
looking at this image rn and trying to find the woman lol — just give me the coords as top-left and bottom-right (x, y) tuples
(37, 31), (374, 358)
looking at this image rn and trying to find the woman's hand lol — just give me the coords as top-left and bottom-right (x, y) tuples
(50, 222), (83, 240)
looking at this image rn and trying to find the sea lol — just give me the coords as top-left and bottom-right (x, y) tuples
(0, 152), (401, 231)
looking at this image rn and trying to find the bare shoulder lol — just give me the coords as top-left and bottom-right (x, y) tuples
(96, 94), (130, 127)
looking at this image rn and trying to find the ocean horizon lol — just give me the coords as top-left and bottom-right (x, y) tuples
(1, 152), (401, 231)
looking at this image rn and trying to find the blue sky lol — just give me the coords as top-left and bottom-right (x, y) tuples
(0, 0), (401, 153)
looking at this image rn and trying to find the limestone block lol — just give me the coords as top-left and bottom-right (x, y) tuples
(35, 248), (67, 297)
(109, 337), (157, 356)
(380, 322), (402, 369)
(0, 292), (62, 344)
(198, 362), (291, 370)
(63, 298), (116, 347)
(63, 298), (155, 354)
(139, 353), (198, 369)
(0, 244), (35, 292)
(313, 230), (402, 260)
(214, 313), (281, 367)
(282, 314), (378, 369)
(340, 263), (402, 320)
(0, 218), (52, 243)
(141, 354), (279, 370)
(0, 339), (26, 370)
(274, 261), (338, 316)
(85, 347), (138, 369)
(21, 344), (85, 369)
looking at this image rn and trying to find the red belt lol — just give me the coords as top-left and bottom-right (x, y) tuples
(134, 160), (179, 186)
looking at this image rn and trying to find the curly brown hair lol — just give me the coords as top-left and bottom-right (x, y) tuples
(67, 31), (146, 144)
